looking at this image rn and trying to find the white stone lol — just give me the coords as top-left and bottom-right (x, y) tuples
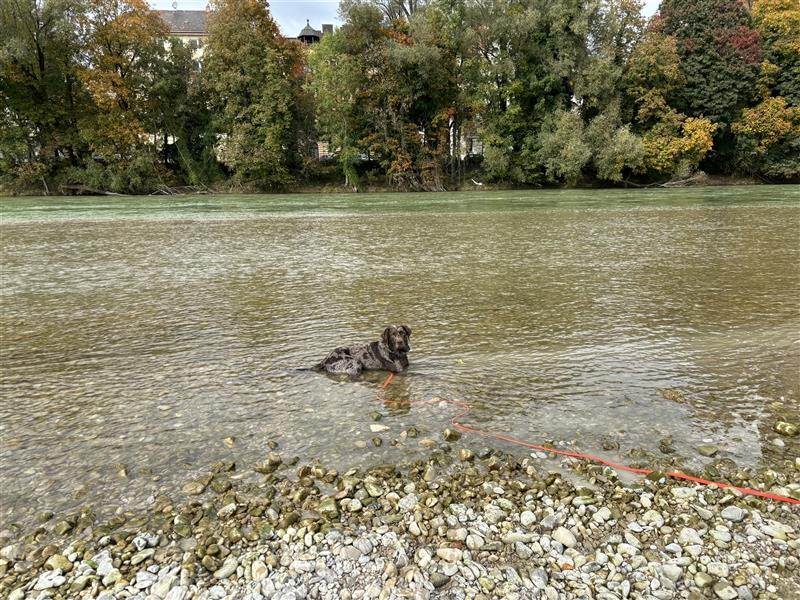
(708, 562), (730, 578)
(398, 494), (418, 512)
(466, 534), (484, 550)
(164, 587), (188, 600)
(678, 527), (703, 546)
(552, 526), (577, 548)
(436, 547), (463, 562)
(671, 487), (697, 500)
(251, 559), (268, 581)
(593, 507), (612, 523)
(520, 511), (536, 527)
(33, 570), (66, 591)
(152, 573), (177, 598)
(661, 564), (683, 582)
(213, 556), (238, 579)
(720, 506), (746, 522)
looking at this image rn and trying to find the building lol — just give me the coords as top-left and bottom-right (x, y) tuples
(157, 10), (208, 60)
(156, 11), (333, 52)
(297, 20), (334, 45)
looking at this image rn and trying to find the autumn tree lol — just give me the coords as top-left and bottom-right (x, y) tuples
(310, 2), (459, 190)
(470, 0), (597, 183)
(621, 25), (717, 178)
(732, 0), (800, 179)
(752, 0), (800, 104)
(658, 0), (761, 168)
(204, 0), (312, 189)
(78, 0), (167, 169)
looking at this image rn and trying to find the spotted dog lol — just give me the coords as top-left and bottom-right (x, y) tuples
(313, 325), (412, 379)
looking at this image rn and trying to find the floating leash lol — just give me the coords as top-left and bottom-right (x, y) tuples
(378, 372), (800, 506)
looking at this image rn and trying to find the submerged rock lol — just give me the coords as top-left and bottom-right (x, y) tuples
(774, 421), (798, 437)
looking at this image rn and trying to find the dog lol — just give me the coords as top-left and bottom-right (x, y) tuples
(313, 325), (412, 379)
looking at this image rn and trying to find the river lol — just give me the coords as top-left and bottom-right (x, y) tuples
(1, 186), (798, 528)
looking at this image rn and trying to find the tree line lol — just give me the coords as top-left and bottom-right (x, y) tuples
(1, 0), (798, 194)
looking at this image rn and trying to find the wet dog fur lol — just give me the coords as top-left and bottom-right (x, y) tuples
(313, 325), (412, 379)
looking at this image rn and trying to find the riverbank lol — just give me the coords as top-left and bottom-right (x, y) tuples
(0, 173), (773, 197)
(2, 436), (798, 600)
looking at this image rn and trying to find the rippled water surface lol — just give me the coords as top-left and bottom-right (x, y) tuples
(1, 187), (799, 527)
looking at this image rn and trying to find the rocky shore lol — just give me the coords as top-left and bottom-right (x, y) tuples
(2, 433), (799, 600)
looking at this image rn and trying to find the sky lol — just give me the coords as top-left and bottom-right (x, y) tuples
(149, 0), (661, 39)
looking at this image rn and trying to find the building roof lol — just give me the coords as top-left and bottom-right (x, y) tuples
(158, 10), (208, 35)
(298, 20), (322, 40)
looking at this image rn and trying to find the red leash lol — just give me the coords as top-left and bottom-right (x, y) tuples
(378, 373), (800, 506)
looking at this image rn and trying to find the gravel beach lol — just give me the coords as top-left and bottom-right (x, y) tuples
(2, 432), (799, 600)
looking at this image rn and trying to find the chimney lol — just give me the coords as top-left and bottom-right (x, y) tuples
(322, 24), (333, 35)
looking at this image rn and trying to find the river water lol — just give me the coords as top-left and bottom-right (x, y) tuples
(1, 187), (799, 527)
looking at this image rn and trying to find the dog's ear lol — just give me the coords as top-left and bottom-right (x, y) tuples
(382, 326), (394, 350)
(399, 325), (412, 338)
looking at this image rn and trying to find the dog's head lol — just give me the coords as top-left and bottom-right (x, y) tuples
(382, 325), (412, 355)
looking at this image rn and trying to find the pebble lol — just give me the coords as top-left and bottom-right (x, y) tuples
(213, 557), (238, 579)
(340, 545), (362, 561)
(661, 564), (683, 582)
(131, 548), (155, 565)
(4, 441), (799, 600)
(678, 527), (703, 546)
(436, 547), (463, 562)
(552, 526), (577, 548)
(713, 581), (739, 599)
(721, 506), (746, 522)
(593, 506), (612, 523)
(695, 572), (714, 588)
(671, 487), (697, 500)
(33, 570), (66, 590)
(520, 510), (536, 527)
(697, 444), (719, 457)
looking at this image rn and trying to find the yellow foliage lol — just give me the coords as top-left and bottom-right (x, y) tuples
(753, 0), (800, 54)
(732, 96), (800, 153)
(642, 116), (716, 176)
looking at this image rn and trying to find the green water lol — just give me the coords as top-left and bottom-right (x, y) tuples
(1, 186), (799, 526)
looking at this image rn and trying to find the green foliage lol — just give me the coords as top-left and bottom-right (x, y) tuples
(658, 0), (761, 169)
(536, 110), (591, 184)
(2, 0), (799, 193)
(585, 108), (644, 182)
(0, 0), (86, 183)
(204, 0), (311, 189)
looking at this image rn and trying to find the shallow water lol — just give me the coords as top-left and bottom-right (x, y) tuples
(1, 186), (799, 527)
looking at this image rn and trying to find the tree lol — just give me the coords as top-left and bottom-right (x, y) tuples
(146, 40), (221, 185)
(727, 0), (800, 180)
(78, 0), (168, 162)
(308, 29), (364, 189)
(658, 0), (761, 169)
(752, 0), (800, 104)
(471, 0), (597, 184)
(0, 0), (85, 188)
(310, 2), (459, 190)
(622, 26), (716, 178)
(204, 0), (311, 189)
(732, 96), (800, 180)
